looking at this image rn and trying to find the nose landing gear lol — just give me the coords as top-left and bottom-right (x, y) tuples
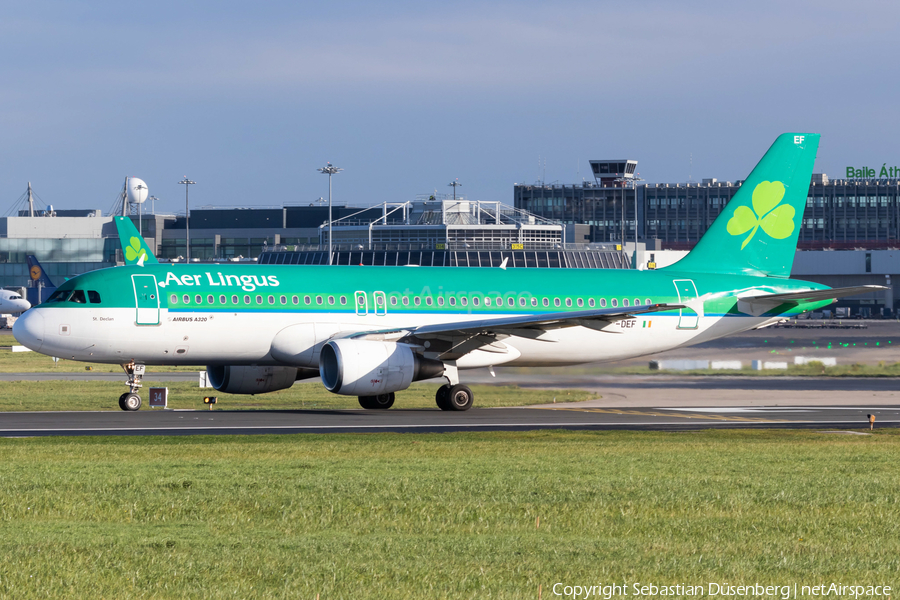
(119, 362), (145, 411)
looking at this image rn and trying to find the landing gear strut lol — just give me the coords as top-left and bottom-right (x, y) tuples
(358, 392), (395, 410)
(434, 362), (474, 411)
(119, 362), (145, 411)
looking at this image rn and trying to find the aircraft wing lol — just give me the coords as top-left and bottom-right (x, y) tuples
(349, 303), (683, 360)
(737, 285), (888, 316)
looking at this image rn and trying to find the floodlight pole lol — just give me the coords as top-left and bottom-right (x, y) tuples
(448, 179), (462, 201)
(178, 177), (196, 262)
(318, 163), (343, 265)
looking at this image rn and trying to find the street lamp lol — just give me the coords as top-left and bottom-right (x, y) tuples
(317, 162), (343, 265)
(178, 177), (196, 262)
(448, 179), (462, 201)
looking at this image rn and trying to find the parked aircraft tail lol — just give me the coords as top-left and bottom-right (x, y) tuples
(114, 216), (158, 265)
(664, 133), (819, 278)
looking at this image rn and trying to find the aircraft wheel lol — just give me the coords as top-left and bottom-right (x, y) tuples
(371, 392), (394, 409)
(435, 384), (451, 410)
(358, 396), (375, 409)
(122, 393), (142, 411)
(118, 393), (129, 411)
(446, 384), (473, 411)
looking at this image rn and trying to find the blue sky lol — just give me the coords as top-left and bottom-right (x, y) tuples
(2, 0), (898, 214)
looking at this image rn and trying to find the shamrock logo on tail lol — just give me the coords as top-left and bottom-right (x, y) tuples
(125, 236), (147, 263)
(726, 181), (795, 249)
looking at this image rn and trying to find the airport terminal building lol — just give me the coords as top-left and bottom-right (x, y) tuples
(4, 165), (900, 316)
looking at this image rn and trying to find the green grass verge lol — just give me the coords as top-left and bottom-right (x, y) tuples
(0, 380), (594, 411)
(0, 347), (197, 373)
(0, 430), (898, 598)
(516, 361), (900, 377)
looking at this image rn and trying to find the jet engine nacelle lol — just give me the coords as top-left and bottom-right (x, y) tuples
(206, 365), (315, 395)
(319, 339), (444, 396)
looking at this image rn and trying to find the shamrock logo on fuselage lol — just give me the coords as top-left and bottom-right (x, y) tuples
(726, 180), (795, 249)
(125, 236), (147, 263)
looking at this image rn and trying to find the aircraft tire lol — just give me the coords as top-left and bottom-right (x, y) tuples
(122, 393), (142, 411)
(435, 385), (451, 410)
(446, 384), (473, 411)
(118, 393), (129, 411)
(359, 393), (395, 409)
(358, 396), (375, 409)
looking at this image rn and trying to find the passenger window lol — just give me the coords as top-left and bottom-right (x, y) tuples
(340, 296), (347, 305)
(565, 298), (572, 307)
(473, 297), (480, 307)
(196, 295), (203, 304)
(634, 298), (640, 306)
(171, 294), (179, 304)
(507, 297), (514, 307)
(316, 296), (323, 305)
(600, 298), (607, 307)
(519, 298), (526, 307)
(256, 295), (263, 304)
(207, 295), (214, 304)
(577, 298), (584, 307)
(292, 295), (299, 305)
(232, 295), (239, 304)
(426, 297), (433, 306)
(220, 295), (227, 304)
(623, 298), (629, 307)
(645, 298), (651, 305)
(184, 294), (191, 304)
(589, 298), (595, 308)
(438, 297), (444, 306)
(414, 297), (421, 306)
(88, 291), (101, 304)
(304, 295), (311, 305)
(269, 295), (276, 304)
(280, 295), (286, 304)
(449, 297), (456, 306)
(495, 296), (502, 305)
(542, 298), (549, 307)
(531, 298), (537, 307)
(554, 298), (561, 307)
(390, 296), (397, 306)
(328, 296), (335, 305)
(69, 290), (87, 304)
(461, 297), (467, 306)
(611, 298), (618, 307)
(484, 297), (491, 307)
(402, 296), (409, 306)
(244, 295), (251, 304)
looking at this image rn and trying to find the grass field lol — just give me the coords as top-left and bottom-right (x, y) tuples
(0, 430), (898, 598)
(0, 380), (594, 411)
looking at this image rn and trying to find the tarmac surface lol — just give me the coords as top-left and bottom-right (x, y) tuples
(0, 403), (896, 437)
(2, 322), (900, 436)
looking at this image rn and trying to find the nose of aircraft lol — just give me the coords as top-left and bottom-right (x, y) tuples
(12, 308), (44, 352)
(15, 299), (32, 312)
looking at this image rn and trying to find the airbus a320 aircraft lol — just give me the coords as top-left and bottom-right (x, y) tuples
(13, 134), (884, 411)
(0, 289), (30, 315)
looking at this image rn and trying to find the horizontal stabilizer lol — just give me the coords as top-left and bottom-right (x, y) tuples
(738, 285), (888, 316)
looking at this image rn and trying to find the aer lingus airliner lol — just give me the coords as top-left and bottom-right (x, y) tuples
(13, 133), (885, 411)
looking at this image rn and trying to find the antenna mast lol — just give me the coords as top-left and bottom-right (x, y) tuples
(27, 182), (34, 217)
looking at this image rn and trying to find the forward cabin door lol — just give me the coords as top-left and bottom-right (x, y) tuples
(374, 291), (387, 316)
(673, 279), (699, 329)
(132, 274), (160, 325)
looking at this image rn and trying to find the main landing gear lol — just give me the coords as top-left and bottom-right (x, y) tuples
(435, 384), (473, 411)
(119, 362), (145, 411)
(358, 392), (395, 410)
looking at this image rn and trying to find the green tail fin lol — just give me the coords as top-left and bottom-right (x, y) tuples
(114, 216), (158, 265)
(664, 133), (819, 278)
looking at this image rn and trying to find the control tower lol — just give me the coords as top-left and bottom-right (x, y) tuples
(589, 159), (638, 187)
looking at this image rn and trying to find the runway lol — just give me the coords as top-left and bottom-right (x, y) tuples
(1, 404), (896, 437)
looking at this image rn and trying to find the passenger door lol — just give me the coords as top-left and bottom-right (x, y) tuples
(673, 279), (700, 329)
(355, 291), (368, 316)
(132, 274), (160, 325)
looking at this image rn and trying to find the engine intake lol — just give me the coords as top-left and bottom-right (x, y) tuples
(319, 339), (444, 396)
(206, 365), (316, 395)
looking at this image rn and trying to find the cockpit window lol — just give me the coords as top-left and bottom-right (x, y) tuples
(69, 290), (87, 304)
(88, 290), (101, 304)
(9, 294), (21, 300)
(47, 289), (71, 303)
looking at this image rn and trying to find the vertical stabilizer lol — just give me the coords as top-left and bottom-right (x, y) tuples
(114, 216), (158, 265)
(664, 133), (819, 278)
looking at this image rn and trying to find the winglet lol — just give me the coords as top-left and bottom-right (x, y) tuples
(114, 216), (158, 265)
(499, 257), (508, 270)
